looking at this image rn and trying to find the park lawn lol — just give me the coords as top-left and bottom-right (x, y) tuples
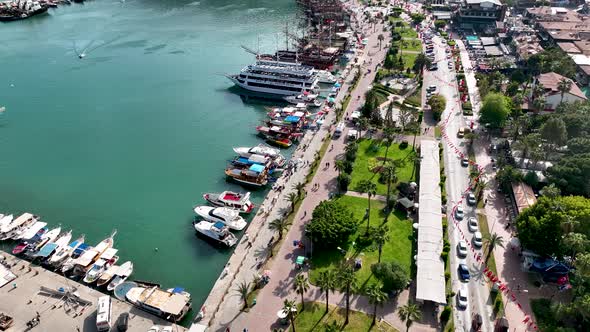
(309, 196), (413, 292)
(394, 25), (418, 39)
(293, 302), (398, 332)
(350, 139), (417, 196)
(396, 39), (422, 52)
(400, 52), (418, 70)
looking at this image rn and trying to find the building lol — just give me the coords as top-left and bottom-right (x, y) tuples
(528, 72), (587, 111)
(456, 0), (507, 31)
(511, 182), (537, 215)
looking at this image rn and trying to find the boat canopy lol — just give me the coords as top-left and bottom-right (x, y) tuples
(73, 243), (89, 256)
(161, 293), (189, 315)
(248, 154), (267, 164)
(170, 287), (185, 294)
(295, 103), (306, 108)
(249, 164), (265, 173)
(76, 249), (100, 266)
(284, 115), (300, 123)
(294, 111), (305, 117)
(213, 221), (226, 230)
(101, 248), (118, 260)
(37, 243), (58, 258)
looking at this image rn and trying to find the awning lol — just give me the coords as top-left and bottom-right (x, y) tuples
(162, 294), (188, 315)
(249, 164), (265, 173)
(397, 197), (414, 209)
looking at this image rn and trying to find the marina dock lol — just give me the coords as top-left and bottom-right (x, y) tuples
(0, 251), (186, 332)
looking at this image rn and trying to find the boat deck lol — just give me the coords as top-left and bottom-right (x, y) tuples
(0, 252), (186, 331)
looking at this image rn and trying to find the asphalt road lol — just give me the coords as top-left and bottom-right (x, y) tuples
(421, 31), (494, 332)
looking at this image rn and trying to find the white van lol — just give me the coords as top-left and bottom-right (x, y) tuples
(96, 296), (112, 331)
(334, 122), (345, 137)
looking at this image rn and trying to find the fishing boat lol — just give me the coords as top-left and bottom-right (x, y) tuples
(83, 248), (119, 284)
(48, 235), (85, 267)
(225, 163), (269, 187)
(69, 231), (116, 275)
(0, 214), (13, 229)
(193, 220), (238, 247)
(14, 221), (47, 241)
(283, 93), (321, 106)
(126, 285), (192, 322)
(193, 206), (247, 231)
(0, 213), (36, 240)
(233, 144), (282, 159)
(265, 136), (292, 148)
(61, 243), (90, 273)
(203, 191), (254, 214)
(35, 230), (71, 260)
(107, 261), (133, 292)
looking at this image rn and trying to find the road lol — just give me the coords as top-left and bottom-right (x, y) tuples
(421, 32), (494, 331)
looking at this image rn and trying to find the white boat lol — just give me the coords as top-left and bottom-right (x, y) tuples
(0, 214), (14, 228)
(49, 235), (85, 266)
(107, 261), (133, 292)
(69, 231), (116, 275)
(193, 206), (247, 231)
(0, 213), (36, 239)
(14, 221), (47, 240)
(284, 93), (322, 107)
(126, 286), (192, 322)
(227, 59), (319, 96)
(96, 264), (119, 287)
(193, 220), (238, 247)
(202, 191), (254, 214)
(35, 230), (71, 259)
(233, 144), (282, 159)
(30, 227), (61, 252)
(314, 69), (337, 84)
(83, 248), (119, 284)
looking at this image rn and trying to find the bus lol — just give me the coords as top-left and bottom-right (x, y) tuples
(96, 296), (112, 331)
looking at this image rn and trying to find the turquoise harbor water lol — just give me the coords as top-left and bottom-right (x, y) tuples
(0, 0), (297, 321)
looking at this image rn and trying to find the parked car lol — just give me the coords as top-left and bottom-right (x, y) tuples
(427, 85), (437, 92)
(455, 205), (464, 220)
(467, 192), (476, 206)
(448, 62), (453, 70)
(458, 264), (471, 281)
(461, 158), (469, 167)
(457, 287), (469, 309)
(429, 64), (438, 71)
(116, 313), (129, 332)
(468, 217), (479, 232)
(473, 231), (483, 248)
(457, 240), (468, 258)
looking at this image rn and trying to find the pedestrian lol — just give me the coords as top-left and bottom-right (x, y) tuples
(247, 241), (253, 249)
(12, 283), (17, 289)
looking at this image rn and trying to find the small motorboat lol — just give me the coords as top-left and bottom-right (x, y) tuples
(203, 191), (254, 214)
(193, 220), (238, 247)
(193, 206), (247, 231)
(83, 253), (119, 284)
(107, 261), (134, 292)
(96, 264), (119, 287)
(12, 242), (31, 255)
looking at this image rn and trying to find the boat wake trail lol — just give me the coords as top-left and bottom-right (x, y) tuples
(72, 36), (123, 59)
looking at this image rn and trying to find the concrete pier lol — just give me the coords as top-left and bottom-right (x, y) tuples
(0, 251), (187, 332)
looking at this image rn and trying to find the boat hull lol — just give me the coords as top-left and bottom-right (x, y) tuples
(227, 76), (307, 96)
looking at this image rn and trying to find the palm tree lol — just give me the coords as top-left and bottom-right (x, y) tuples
(398, 302), (422, 332)
(484, 232), (505, 263)
(406, 153), (420, 179)
(282, 299), (298, 332)
(382, 162), (397, 207)
(532, 96), (546, 113)
(557, 78), (572, 105)
(562, 215), (579, 234)
(294, 273), (310, 311)
(384, 103), (395, 127)
(292, 182), (306, 199)
(474, 179), (487, 202)
(378, 33), (384, 50)
(285, 192), (298, 212)
(358, 118), (369, 139)
(366, 284), (388, 326)
(334, 159), (346, 176)
(336, 262), (356, 325)
(374, 225), (390, 263)
(316, 270), (337, 313)
(357, 179), (377, 233)
(269, 218), (292, 240)
(235, 281), (251, 310)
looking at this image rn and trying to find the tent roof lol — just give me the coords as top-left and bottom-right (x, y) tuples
(397, 197), (414, 209)
(416, 140), (446, 304)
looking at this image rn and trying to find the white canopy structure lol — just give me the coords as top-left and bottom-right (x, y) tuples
(416, 140), (446, 304)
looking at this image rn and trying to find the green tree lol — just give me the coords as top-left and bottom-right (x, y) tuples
(285, 192), (298, 212)
(335, 159), (346, 176)
(532, 96), (546, 113)
(410, 13), (425, 25)
(371, 261), (410, 292)
(480, 92), (510, 128)
(546, 154), (590, 196)
(484, 233), (505, 263)
(307, 200), (358, 247)
(358, 118), (370, 138)
(374, 225), (390, 263)
(316, 270), (337, 313)
(398, 302), (422, 332)
(540, 183), (561, 198)
(558, 78), (573, 105)
(567, 137), (590, 155)
(541, 118), (568, 148)
(412, 53), (431, 76)
(381, 162), (397, 206)
(294, 273), (309, 311)
(269, 218), (292, 240)
(427, 94), (446, 121)
(366, 283), (388, 326)
(282, 299), (298, 332)
(563, 233), (589, 258)
(357, 180), (377, 234)
(336, 262), (356, 325)
(235, 281), (251, 310)
(434, 20), (446, 30)
(292, 182), (306, 199)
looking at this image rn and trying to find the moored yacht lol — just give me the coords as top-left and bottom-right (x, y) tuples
(227, 59), (319, 96)
(126, 286), (192, 322)
(107, 261), (133, 292)
(14, 221), (47, 241)
(193, 220), (238, 247)
(48, 234), (85, 267)
(193, 206), (247, 231)
(203, 191), (254, 214)
(233, 144), (286, 167)
(0, 213), (36, 240)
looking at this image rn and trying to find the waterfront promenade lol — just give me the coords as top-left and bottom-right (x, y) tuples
(0, 252), (186, 332)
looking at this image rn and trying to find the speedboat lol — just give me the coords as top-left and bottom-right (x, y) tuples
(83, 251), (119, 284)
(12, 242), (32, 255)
(0, 213), (36, 240)
(203, 191), (254, 214)
(107, 261), (133, 292)
(193, 206), (247, 231)
(233, 144), (282, 159)
(48, 235), (85, 267)
(0, 214), (13, 229)
(36, 230), (72, 260)
(193, 220), (238, 247)
(284, 93), (320, 105)
(13, 221), (47, 241)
